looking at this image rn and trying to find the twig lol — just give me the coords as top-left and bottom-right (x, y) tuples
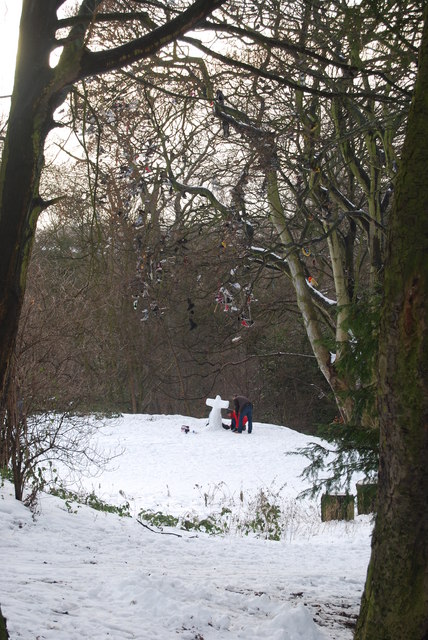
(136, 519), (183, 537)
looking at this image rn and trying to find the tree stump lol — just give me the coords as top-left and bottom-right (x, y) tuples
(356, 481), (378, 514)
(321, 493), (355, 522)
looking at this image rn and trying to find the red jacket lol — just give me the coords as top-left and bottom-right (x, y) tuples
(229, 410), (247, 430)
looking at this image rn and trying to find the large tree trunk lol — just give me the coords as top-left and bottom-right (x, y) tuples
(0, 605), (9, 640)
(266, 170), (354, 422)
(0, 1), (59, 406)
(355, 9), (428, 639)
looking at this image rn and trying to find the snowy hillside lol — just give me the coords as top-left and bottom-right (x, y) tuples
(0, 414), (373, 639)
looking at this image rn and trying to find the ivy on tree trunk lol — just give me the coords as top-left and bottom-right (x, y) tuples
(355, 8), (428, 639)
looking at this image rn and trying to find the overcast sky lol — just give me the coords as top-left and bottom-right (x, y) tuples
(0, 0), (20, 101)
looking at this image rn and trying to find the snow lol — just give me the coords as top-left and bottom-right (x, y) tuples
(206, 395), (230, 430)
(0, 413), (373, 639)
(306, 281), (336, 306)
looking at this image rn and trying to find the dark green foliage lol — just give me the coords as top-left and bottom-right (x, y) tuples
(181, 515), (225, 535)
(50, 487), (131, 517)
(293, 422), (379, 498)
(138, 494), (286, 539)
(138, 508), (227, 534)
(84, 492), (131, 516)
(240, 490), (282, 540)
(335, 293), (382, 425)
(279, 293), (382, 499)
(0, 467), (14, 485)
(138, 509), (179, 529)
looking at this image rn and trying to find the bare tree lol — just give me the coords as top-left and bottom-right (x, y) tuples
(0, 0), (226, 407)
(178, 0), (419, 424)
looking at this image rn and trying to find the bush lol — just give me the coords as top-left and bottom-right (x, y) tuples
(50, 486), (131, 517)
(138, 484), (320, 541)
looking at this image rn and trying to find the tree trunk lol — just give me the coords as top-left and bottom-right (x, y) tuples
(355, 9), (428, 639)
(0, 2), (59, 406)
(0, 605), (9, 640)
(266, 170), (354, 422)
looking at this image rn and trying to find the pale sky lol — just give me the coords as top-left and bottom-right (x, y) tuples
(0, 0), (21, 98)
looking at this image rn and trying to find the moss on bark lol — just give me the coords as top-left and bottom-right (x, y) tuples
(355, 8), (428, 640)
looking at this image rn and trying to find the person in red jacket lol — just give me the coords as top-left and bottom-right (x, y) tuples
(232, 395), (253, 433)
(227, 409), (247, 432)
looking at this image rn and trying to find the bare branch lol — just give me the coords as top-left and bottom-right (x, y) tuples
(78, 0), (227, 80)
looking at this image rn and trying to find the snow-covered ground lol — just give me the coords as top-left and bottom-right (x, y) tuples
(0, 414), (373, 639)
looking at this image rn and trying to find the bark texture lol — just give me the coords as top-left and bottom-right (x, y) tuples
(0, 605), (9, 640)
(266, 170), (354, 422)
(355, 9), (428, 639)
